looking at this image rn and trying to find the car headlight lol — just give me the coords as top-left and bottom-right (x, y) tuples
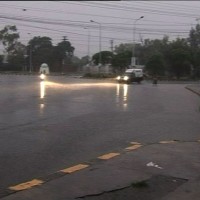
(116, 76), (121, 80)
(123, 76), (129, 81)
(40, 74), (46, 80)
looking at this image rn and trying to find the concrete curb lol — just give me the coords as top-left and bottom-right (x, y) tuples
(185, 85), (200, 96)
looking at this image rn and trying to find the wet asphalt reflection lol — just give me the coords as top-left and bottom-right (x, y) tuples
(0, 75), (199, 189)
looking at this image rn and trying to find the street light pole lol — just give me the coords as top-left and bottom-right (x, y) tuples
(132, 16), (144, 68)
(84, 27), (91, 63)
(90, 20), (102, 66)
(28, 33), (32, 73)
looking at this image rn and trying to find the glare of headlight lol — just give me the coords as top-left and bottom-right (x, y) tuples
(123, 76), (129, 81)
(40, 81), (45, 98)
(116, 76), (121, 80)
(40, 74), (46, 80)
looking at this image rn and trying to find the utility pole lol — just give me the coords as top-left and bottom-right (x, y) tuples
(63, 36), (67, 41)
(110, 39), (114, 53)
(62, 36), (67, 73)
(84, 27), (91, 63)
(90, 20), (102, 67)
(28, 33), (32, 73)
(132, 16), (144, 68)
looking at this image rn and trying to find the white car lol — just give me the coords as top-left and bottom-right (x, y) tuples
(116, 69), (144, 84)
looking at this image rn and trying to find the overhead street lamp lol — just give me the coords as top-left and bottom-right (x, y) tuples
(132, 16), (144, 68)
(90, 20), (102, 67)
(84, 27), (91, 63)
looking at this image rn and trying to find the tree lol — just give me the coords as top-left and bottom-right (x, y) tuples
(189, 24), (200, 48)
(7, 42), (26, 71)
(0, 55), (3, 69)
(114, 43), (132, 54)
(80, 55), (90, 66)
(168, 39), (191, 78)
(145, 53), (165, 76)
(28, 36), (53, 71)
(188, 24), (200, 78)
(169, 49), (191, 79)
(0, 25), (19, 54)
(112, 51), (132, 72)
(52, 40), (75, 72)
(0, 25), (27, 71)
(92, 51), (113, 65)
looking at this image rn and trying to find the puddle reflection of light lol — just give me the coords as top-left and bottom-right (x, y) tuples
(116, 84), (120, 103)
(116, 83), (129, 110)
(123, 84), (128, 101)
(40, 103), (44, 109)
(123, 84), (128, 110)
(40, 103), (45, 109)
(40, 81), (46, 99)
(39, 103), (45, 115)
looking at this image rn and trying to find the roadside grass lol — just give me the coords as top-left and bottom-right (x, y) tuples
(131, 181), (149, 188)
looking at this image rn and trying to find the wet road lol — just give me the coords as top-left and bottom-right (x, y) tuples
(0, 75), (199, 189)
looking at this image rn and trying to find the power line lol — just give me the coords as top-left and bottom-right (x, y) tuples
(0, 3), (195, 28)
(58, 1), (200, 19)
(0, 14), (191, 35)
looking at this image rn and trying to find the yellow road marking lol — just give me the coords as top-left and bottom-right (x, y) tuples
(159, 140), (177, 144)
(125, 144), (142, 151)
(130, 142), (141, 145)
(9, 179), (43, 191)
(60, 164), (89, 173)
(98, 153), (120, 160)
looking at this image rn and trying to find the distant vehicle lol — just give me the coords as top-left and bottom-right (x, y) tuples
(116, 68), (144, 84)
(39, 63), (50, 81)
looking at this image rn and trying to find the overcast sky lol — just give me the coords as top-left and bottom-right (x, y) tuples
(0, 1), (200, 58)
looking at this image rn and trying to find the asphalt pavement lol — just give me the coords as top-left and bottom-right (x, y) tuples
(0, 78), (200, 200)
(1, 139), (200, 200)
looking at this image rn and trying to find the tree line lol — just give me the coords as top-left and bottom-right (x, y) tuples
(91, 24), (200, 79)
(0, 24), (200, 79)
(0, 25), (76, 73)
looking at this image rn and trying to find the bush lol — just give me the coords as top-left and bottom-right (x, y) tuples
(83, 73), (116, 79)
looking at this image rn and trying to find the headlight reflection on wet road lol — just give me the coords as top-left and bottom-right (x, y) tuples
(40, 81), (46, 99)
(116, 83), (129, 110)
(40, 81), (129, 110)
(40, 81), (117, 99)
(44, 81), (116, 89)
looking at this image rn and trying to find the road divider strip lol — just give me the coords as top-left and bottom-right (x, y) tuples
(130, 142), (141, 145)
(98, 153), (120, 160)
(60, 164), (89, 174)
(9, 179), (44, 191)
(159, 140), (177, 144)
(125, 144), (142, 151)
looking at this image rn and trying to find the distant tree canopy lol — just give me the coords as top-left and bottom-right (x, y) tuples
(27, 37), (75, 72)
(145, 53), (165, 76)
(1, 24), (200, 78)
(112, 51), (132, 72)
(92, 51), (113, 65)
(112, 31), (199, 78)
(0, 25), (19, 54)
(0, 25), (76, 72)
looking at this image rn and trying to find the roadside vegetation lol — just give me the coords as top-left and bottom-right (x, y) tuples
(0, 24), (200, 80)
